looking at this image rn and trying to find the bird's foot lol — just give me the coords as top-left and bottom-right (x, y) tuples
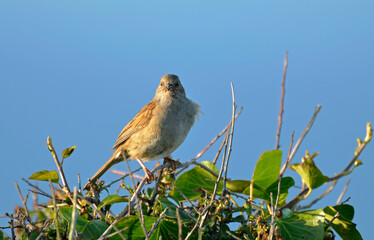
(144, 168), (155, 184)
(163, 157), (181, 171)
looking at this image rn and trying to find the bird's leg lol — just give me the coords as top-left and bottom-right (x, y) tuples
(135, 157), (154, 183)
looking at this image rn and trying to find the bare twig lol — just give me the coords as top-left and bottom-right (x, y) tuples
(35, 220), (51, 240)
(185, 211), (203, 240)
(77, 173), (82, 193)
(104, 227), (128, 239)
(325, 212), (340, 229)
(212, 131), (229, 165)
(123, 155), (149, 240)
(22, 178), (55, 200)
(275, 51), (288, 150)
(298, 181), (337, 211)
(176, 208), (183, 240)
(269, 192), (275, 240)
(222, 82), (237, 197)
(199, 89), (236, 229)
(279, 131), (295, 176)
(103, 167), (142, 188)
(14, 181), (36, 231)
(194, 107), (243, 161)
(288, 105), (322, 164)
(46, 137), (74, 203)
(226, 230), (242, 240)
(336, 179), (351, 205)
(49, 180), (61, 240)
(76, 194), (126, 240)
(68, 187), (78, 240)
(329, 123), (372, 182)
(148, 208), (168, 237)
(172, 183), (199, 212)
(147, 169), (163, 215)
(9, 214), (15, 240)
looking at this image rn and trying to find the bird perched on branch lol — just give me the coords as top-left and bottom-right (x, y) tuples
(84, 74), (200, 190)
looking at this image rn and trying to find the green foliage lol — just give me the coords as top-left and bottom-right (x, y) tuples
(28, 170), (59, 183)
(252, 150), (282, 187)
(62, 145), (76, 159)
(277, 209), (325, 240)
(289, 151), (329, 197)
(323, 205), (362, 240)
(171, 161), (222, 201)
(4, 120), (371, 240)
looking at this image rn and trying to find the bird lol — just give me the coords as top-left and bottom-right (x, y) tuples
(84, 74), (200, 190)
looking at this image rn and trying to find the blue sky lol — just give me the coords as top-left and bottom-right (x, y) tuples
(1, 1), (373, 239)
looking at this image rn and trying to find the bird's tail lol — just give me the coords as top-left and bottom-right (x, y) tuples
(84, 151), (123, 190)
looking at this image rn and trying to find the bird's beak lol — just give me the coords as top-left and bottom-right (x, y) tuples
(166, 83), (175, 91)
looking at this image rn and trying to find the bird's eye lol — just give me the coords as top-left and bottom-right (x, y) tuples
(160, 82), (164, 86)
(175, 83), (179, 87)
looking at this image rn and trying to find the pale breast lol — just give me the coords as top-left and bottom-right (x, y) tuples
(125, 98), (199, 161)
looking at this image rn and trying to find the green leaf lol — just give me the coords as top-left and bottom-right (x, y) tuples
(226, 180), (251, 193)
(80, 220), (109, 240)
(324, 205), (362, 240)
(60, 207), (88, 233)
(243, 177), (294, 205)
(252, 150), (282, 188)
(60, 207), (111, 239)
(333, 204), (354, 221)
(159, 197), (194, 223)
(112, 216), (156, 240)
(62, 145), (76, 158)
(28, 231), (40, 240)
(289, 153), (328, 190)
(149, 219), (204, 240)
(97, 195), (128, 210)
(28, 170), (59, 183)
(171, 161), (222, 201)
(277, 209), (325, 240)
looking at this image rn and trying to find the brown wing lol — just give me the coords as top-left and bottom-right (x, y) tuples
(111, 100), (156, 150)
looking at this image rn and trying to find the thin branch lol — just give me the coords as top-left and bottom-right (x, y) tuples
(22, 178), (55, 200)
(9, 214), (15, 240)
(212, 131), (229, 165)
(194, 107), (243, 161)
(103, 167), (142, 188)
(123, 155), (149, 240)
(226, 231), (242, 240)
(49, 180), (61, 240)
(288, 105), (322, 164)
(104, 227), (128, 239)
(176, 208), (183, 240)
(14, 181), (36, 231)
(185, 211), (203, 240)
(284, 129), (368, 210)
(68, 187), (78, 240)
(275, 51), (288, 150)
(298, 181), (337, 211)
(77, 174), (82, 193)
(199, 94), (235, 229)
(269, 192), (275, 240)
(35, 220), (51, 240)
(77, 194), (126, 240)
(46, 137), (74, 203)
(147, 169), (164, 215)
(279, 131), (295, 177)
(336, 179), (351, 205)
(325, 212), (340, 230)
(148, 208), (168, 237)
(222, 82), (237, 197)
(172, 183), (199, 212)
